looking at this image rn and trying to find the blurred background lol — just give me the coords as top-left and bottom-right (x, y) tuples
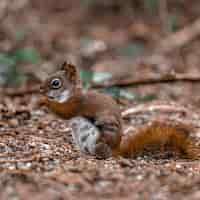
(1, 0), (200, 105)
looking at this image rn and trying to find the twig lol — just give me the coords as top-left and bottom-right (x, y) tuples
(93, 73), (200, 88)
(156, 17), (200, 53)
(1, 85), (40, 97)
(122, 104), (188, 118)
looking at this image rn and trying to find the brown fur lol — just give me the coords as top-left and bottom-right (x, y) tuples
(39, 62), (200, 159)
(60, 62), (82, 87)
(118, 121), (199, 159)
(39, 90), (122, 151)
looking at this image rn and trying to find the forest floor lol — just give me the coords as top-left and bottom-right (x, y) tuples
(1, 1), (200, 199)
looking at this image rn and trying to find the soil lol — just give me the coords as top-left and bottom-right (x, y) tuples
(1, 1), (200, 199)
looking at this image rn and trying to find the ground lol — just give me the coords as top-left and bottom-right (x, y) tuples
(1, 1), (200, 199)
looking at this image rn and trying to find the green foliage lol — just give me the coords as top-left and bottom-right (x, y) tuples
(144, 0), (158, 15)
(81, 0), (94, 7)
(80, 37), (92, 47)
(79, 68), (93, 89)
(92, 72), (112, 83)
(80, 68), (135, 100)
(0, 53), (16, 68)
(0, 53), (19, 85)
(11, 47), (39, 64)
(104, 86), (135, 100)
(0, 47), (40, 86)
(137, 94), (157, 102)
(15, 30), (26, 41)
(80, 69), (112, 89)
(117, 42), (144, 57)
(168, 15), (178, 32)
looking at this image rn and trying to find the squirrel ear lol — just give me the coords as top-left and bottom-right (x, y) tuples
(60, 61), (80, 84)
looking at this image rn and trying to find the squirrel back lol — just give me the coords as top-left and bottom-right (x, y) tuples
(38, 62), (200, 160)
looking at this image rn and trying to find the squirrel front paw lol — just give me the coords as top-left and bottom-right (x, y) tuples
(69, 117), (112, 158)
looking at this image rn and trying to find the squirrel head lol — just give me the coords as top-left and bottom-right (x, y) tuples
(40, 62), (82, 104)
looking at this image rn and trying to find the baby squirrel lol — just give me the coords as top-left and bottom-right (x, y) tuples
(38, 62), (200, 159)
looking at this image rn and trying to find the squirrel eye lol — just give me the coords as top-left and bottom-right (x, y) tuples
(51, 78), (62, 89)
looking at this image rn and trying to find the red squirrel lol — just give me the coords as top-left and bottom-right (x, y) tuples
(38, 62), (200, 159)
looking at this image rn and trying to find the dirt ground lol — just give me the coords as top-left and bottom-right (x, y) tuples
(1, 1), (200, 199)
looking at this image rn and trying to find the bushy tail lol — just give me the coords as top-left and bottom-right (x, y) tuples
(119, 121), (200, 159)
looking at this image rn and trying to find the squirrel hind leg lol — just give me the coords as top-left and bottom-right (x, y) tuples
(69, 117), (99, 154)
(69, 117), (112, 158)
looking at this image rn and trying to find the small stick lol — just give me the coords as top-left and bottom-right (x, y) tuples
(93, 73), (200, 88)
(1, 85), (40, 97)
(122, 104), (188, 118)
(157, 17), (200, 53)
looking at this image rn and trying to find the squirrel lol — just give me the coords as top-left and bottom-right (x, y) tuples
(38, 62), (200, 159)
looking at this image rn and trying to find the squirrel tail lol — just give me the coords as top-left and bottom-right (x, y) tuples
(118, 121), (200, 159)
